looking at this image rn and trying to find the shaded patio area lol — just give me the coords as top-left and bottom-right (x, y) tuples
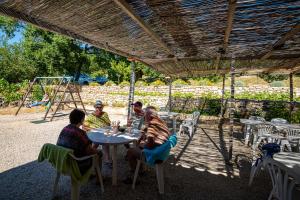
(0, 112), (274, 200)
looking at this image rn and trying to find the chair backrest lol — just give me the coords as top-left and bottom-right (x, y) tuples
(38, 143), (94, 183)
(255, 124), (276, 136)
(249, 116), (265, 122)
(160, 107), (167, 112)
(285, 128), (300, 138)
(264, 158), (300, 200)
(271, 118), (288, 124)
(192, 111), (200, 125)
(143, 134), (177, 166)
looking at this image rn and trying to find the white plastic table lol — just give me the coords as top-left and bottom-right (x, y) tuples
(273, 152), (300, 176)
(240, 119), (265, 146)
(88, 127), (141, 185)
(158, 111), (179, 132)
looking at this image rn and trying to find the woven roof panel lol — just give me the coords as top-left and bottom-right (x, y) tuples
(128, 0), (228, 59)
(227, 0), (300, 58)
(0, 0), (299, 76)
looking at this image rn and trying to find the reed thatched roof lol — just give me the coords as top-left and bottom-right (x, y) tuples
(0, 0), (299, 77)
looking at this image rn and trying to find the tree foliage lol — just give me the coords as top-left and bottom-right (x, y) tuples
(258, 73), (289, 83)
(0, 15), (163, 84)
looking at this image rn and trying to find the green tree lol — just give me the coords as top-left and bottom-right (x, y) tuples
(0, 15), (161, 84)
(258, 73), (288, 83)
(109, 60), (130, 84)
(0, 43), (35, 82)
(0, 15), (23, 39)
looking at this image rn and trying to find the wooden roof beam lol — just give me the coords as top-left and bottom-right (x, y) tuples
(113, 0), (174, 57)
(215, 0), (237, 71)
(261, 24), (300, 59)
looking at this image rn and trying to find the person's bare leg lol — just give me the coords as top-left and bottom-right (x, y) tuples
(126, 148), (141, 171)
(103, 145), (111, 162)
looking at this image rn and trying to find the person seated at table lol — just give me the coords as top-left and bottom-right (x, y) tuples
(26, 93), (49, 108)
(124, 101), (145, 149)
(124, 106), (171, 183)
(127, 101), (145, 130)
(82, 100), (112, 166)
(56, 108), (102, 174)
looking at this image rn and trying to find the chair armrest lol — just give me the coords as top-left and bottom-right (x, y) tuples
(69, 154), (96, 161)
(182, 120), (194, 126)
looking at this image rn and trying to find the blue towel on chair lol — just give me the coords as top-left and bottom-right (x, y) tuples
(143, 134), (177, 166)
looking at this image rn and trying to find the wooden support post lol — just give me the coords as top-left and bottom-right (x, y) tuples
(290, 73), (294, 120)
(228, 56), (235, 162)
(220, 74), (226, 117)
(127, 61), (135, 121)
(167, 77), (172, 112)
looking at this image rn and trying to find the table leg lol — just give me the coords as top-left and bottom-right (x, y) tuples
(173, 117), (176, 133)
(112, 145), (118, 186)
(133, 140), (137, 147)
(244, 125), (250, 146)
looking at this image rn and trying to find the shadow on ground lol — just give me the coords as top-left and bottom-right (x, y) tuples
(0, 157), (271, 200)
(0, 122), (273, 200)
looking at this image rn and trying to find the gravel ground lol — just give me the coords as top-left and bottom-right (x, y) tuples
(0, 108), (297, 200)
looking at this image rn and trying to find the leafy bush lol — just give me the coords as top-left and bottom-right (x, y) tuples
(89, 82), (99, 86)
(110, 91), (128, 95)
(32, 85), (44, 101)
(135, 80), (148, 87)
(119, 81), (130, 87)
(259, 73), (288, 83)
(112, 101), (126, 107)
(187, 79), (200, 86)
(0, 78), (27, 104)
(149, 80), (165, 86)
(198, 79), (213, 86)
(270, 81), (285, 87)
(291, 109), (300, 123)
(172, 92), (194, 98)
(104, 80), (116, 86)
(135, 91), (166, 97)
(235, 92), (289, 101)
(264, 101), (290, 121)
(201, 92), (220, 99)
(200, 92), (221, 115)
(172, 79), (189, 86)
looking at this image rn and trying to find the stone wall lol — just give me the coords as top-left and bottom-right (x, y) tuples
(80, 86), (168, 107)
(80, 85), (300, 107)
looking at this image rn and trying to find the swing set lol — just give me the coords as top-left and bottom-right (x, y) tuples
(15, 76), (86, 121)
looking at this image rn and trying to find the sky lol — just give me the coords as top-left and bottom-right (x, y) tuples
(0, 29), (23, 44)
(9, 31), (23, 43)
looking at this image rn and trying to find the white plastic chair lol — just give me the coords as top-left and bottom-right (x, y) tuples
(179, 111), (200, 137)
(132, 155), (166, 194)
(271, 118), (288, 124)
(281, 128), (300, 152)
(244, 116), (265, 146)
(42, 145), (104, 200)
(132, 134), (177, 194)
(253, 124), (278, 151)
(264, 158), (300, 200)
(249, 116), (265, 121)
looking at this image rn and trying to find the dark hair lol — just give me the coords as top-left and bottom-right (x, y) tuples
(69, 109), (85, 124)
(133, 101), (143, 107)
